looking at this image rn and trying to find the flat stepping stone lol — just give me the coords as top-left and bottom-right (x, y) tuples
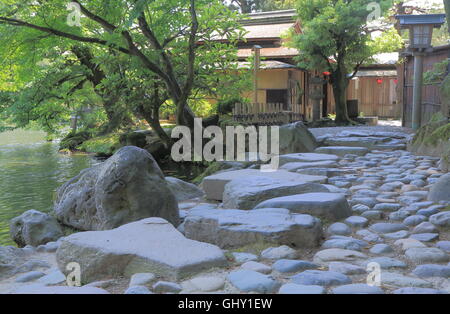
(202, 169), (326, 201)
(394, 238), (427, 251)
(332, 284), (384, 294)
(313, 249), (367, 264)
(291, 270), (351, 287)
(382, 230), (409, 240)
(405, 248), (449, 264)
(403, 215), (427, 227)
(184, 208), (322, 249)
(254, 193), (352, 221)
(56, 218), (227, 283)
(369, 244), (394, 255)
(279, 153), (339, 166)
(412, 222), (438, 234)
(280, 161), (338, 172)
(278, 283), (325, 294)
(227, 270), (280, 293)
(37, 270), (66, 286)
(223, 176), (328, 210)
(314, 146), (369, 157)
(272, 260), (318, 273)
(369, 223), (407, 234)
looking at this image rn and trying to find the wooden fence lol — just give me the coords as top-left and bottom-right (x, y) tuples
(232, 103), (304, 125)
(400, 44), (450, 128)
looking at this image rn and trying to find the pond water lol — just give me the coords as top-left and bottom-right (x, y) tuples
(0, 129), (205, 246)
(0, 130), (99, 246)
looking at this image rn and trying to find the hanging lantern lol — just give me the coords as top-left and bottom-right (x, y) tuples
(376, 78), (383, 85)
(322, 71), (331, 76)
(394, 79), (399, 85)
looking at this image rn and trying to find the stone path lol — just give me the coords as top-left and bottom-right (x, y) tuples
(1, 127), (449, 294)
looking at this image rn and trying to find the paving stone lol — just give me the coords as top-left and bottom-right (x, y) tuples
(405, 248), (449, 264)
(278, 283), (325, 294)
(241, 261), (272, 274)
(327, 223), (352, 236)
(412, 264), (450, 278)
(332, 284), (384, 294)
(313, 249), (367, 264)
(291, 270), (351, 287)
(261, 246), (298, 260)
(328, 262), (365, 275)
(345, 216), (369, 228)
(227, 270), (280, 293)
(369, 244), (394, 255)
(369, 223), (407, 234)
(409, 233), (439, 242)
(272, 260), (318, 273)
(364, 257), (407, 269)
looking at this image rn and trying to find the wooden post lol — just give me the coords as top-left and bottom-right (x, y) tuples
(252, 45), (262, 104)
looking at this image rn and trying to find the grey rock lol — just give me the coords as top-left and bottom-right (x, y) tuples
(223, 176), (328, 210)
(152, 281), (182, 294)
(362, 211), (383, 220)
(37, 270), (66, 285)
(165, 177), (204, 201)
(261, 245), (298, 260)
(393, 287), (446, 294)
(56, 218), (227, 283)
(54, 146), (179, 230)
(382, 230), (409, 240)
(314, 146), (369, 157)
(272, 260), (318, 273)
(345, 216), (368, 228)
(430, 212), (450, 228)
(125, 286), (153, 294)
(403, 215), (427, 227)
(313, 249), (367, 264)
(332, 284), (384, 294)
(231, 253), (258, 264)
(15, 271), (46, 283)
(428, 173), (450, 202)
(373, 203), (401, 212)
(370, 244), (394, 255)
(327, 223), (352, 236)
(291, 270), (351, 287)
(254, 192), (351, 221)
(328, 262), (365, 275)
(369, 223), (407, 234)
(278, 122), (318, 154)
(241, 261), (271, 274)
(278, 283), (325, 294)
(412, 222), (438, 234)
(322, 238), (368, 251)
(436, 241), (450, 253)
(365, 257), (407, 269)
(227, 270), (281, 293)
(184, 208), (322, 249)
(409, 233), (439, 242)
(412, 264), (450, 278)
(405, 248), (449, 264)
(380, 272), (433, 288)
(9, 210), (63, 247)
(129, 273), (155, 287)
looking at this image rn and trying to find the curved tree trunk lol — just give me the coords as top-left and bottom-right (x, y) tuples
(331, 66), (351, 124)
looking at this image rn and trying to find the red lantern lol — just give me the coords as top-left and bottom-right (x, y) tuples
(394, 79), (398, 84)
(323, 71), (331, 76)
(376, 78), (383, 84)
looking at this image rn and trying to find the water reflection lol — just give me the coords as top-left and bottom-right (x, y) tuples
(0, 131), (97, 245)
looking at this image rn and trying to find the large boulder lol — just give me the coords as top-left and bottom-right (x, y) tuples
(202, 169), (327, 201)
(222, 176), (329, 210)
(428, 173), (450, 202)
(9, 210), (63, 247)
(165, 177), (204, 202)
(183, 207), (323, 249)
(0, 246), (29, 279)
(254, 193), (352, 221)
(56, 218), (227, 284)
(54, 146), (179, 231)
(277, 122), (318, 154)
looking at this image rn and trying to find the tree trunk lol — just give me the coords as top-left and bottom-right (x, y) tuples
(331, 68), (351, 124)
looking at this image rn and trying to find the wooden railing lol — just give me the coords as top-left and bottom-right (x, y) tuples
(232, 103), (304, 125)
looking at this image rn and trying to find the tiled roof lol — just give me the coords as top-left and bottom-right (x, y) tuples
(241, 22), (296, 39)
